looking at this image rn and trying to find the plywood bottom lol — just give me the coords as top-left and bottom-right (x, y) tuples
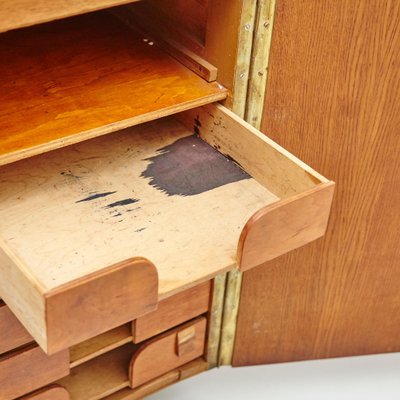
(0, 117), (278, 298)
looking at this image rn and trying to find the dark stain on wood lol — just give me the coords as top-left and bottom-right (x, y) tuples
(141, 135), (250, 196)
(76, 191), (117, 203)
(105, 198), (139, 208)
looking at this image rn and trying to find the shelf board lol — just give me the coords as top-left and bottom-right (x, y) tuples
(0, 117), (278, 298)
(0, 12), (227, 166)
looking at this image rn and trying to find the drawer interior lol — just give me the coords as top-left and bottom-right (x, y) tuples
(0, 115), (276, 295)
(0, 103), (333, 353)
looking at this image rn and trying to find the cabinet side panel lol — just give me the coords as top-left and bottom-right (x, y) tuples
(233, 0), (400, 365)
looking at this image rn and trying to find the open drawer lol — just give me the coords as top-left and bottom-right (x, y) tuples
(0, 102), (334, 354)
(0, 9), (334, 355)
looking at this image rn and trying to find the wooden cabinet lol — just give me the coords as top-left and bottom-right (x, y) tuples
(233, 0), (400, 366)
(0, 0), (336, 398)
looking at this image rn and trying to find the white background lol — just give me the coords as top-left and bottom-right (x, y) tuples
(149, 353), (400, 399)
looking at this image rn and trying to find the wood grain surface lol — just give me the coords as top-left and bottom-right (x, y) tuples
(129, 318), (206, 389)
(133, 281), (211, 343)
(0, 12), (226, 166)
(0, 0), (141, 33)
(19, 385), (70, 400)
(104, 358), (207, 399)
(0, 302), (33, 355)
(238, 182), (334, 271)
(0, 344), (69, 399)
(233, 0), (400, 365)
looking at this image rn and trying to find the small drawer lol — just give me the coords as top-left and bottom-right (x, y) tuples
(133, 281), (211, 343)
(19, 385), (69, 400)
(129, 317), (206, 389)
(0, 344), (69, 400)
(0, 302), (32, 355)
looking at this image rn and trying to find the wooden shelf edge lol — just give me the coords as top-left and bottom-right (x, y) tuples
(238, 182), (335, 271)
(0, 91), (226, 167)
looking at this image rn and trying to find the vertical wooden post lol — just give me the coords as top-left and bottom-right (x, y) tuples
(217, 0), (277, 366)
(206, 273), (227, 368)
(245, 0), (276, 129)
(232, 0), (258, 118)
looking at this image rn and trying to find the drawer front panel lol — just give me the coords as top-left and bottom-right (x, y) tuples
(0, 344), (69, 400)
(0, 302), (32, 355)
(129, 317), (206, 389)
(133, 281), (211, 343)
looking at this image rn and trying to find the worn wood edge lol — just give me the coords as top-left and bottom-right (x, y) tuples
(70, 324), (133, 368)
(111, 8), (218, 82)
(0, 0), (142, 34)
(128, 317), (206, 388)
(232, 0), (258, 118)
(245, 0), (277, 129)
(0, 91), (226, 167)
(0, 302), (34, 355)
(206, 274), (227, 369)
(19, 385), (70, 400)
(218, 269), (243, 365)
(0, 238), (47, 349)
(44, 258), (158, 354)
(238, 182), (335, 271)
(176, 103), (328, 198)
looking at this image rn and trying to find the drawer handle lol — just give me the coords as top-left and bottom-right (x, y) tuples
(176, 326), (196, 357)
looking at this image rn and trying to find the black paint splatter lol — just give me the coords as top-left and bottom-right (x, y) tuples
(105, 198), (139, 208)
(76, 191), (117, 203)
(141, 135), (250, 196)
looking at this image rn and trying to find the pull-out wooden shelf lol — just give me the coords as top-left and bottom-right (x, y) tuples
(0, 103), (334, 355)
(0, 12), (226, 166)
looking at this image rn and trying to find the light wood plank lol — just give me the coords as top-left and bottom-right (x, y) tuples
(0, 12), (227, 166)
